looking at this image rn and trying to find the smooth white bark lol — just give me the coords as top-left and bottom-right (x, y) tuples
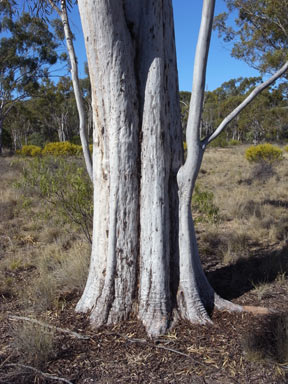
(177, 0), (242, 321)
(48, 0), (93, 181)
(177, 0), (216, 322)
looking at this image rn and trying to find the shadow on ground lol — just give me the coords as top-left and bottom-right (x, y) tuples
(242, 312), (288, 364)
(207, 245), (288, 300)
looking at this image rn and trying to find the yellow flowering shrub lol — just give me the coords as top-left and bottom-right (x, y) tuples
(42, 142), (82, 156)
(17, 142), (92, 157)
(17, 145), (42, 157)
(245, 143), (283, 164)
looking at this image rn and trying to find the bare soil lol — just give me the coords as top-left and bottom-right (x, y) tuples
(0, 149), (288, 383)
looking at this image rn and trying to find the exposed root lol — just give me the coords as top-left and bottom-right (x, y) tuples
(214, 296), (275, 316)
(214, 295), (243, 313)
(242, 305), (276, 315)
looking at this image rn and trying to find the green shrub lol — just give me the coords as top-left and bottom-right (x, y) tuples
(284, 145), (288, 152)
(228, 139), (241, 146)
(27, 132), (47, 148)
(17, 145), (42, 157)
(245, 143), (283, 164)
(192, 184), (219, 223)
(17, 157), (93, 243)
(209, 133), (228, 148)
(42, 141), (82, 156)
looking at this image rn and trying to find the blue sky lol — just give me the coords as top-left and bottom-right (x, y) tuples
(69, 1), (260, 92)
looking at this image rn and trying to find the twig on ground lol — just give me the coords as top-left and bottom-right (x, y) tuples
(0, 353), (13, 368)
(9, 315), (90, 340)
(5, 363), (73, 384)
(104, 331), (210, 368)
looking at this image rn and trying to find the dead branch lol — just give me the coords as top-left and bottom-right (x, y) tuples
(5, 363), (73, 384)
(9, 315), (90, 340)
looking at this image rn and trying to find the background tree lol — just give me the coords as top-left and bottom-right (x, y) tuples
(214, 0), (288, 74)
(0, 5), (59, 153)
(33, 0), (93, 180)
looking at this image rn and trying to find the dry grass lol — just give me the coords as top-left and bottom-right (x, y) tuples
(198, 145), (288, 263)
(242, 313), (288, 365)
(11, 322), (56, 368)
(1, 149), (288, 383)
(0, 155), (90, 313)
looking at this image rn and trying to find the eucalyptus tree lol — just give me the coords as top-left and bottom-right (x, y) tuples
(0, 7), (59, 153)
(74, 0), (288, 337)
(31, 76), (78, 143)
(214, 0), (288, 74)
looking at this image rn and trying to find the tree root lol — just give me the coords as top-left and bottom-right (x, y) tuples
(242, 305), (276, 315)
(214, 297), (275, 316)
(214, 295), (243, 312)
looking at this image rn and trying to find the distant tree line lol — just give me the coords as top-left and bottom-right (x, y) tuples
(1, 0), (288, 152)
(180, 78), (288, 145)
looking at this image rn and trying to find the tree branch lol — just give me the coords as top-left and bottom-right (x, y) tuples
(203, 60), (288, 147)
(185, 0), (215, 148)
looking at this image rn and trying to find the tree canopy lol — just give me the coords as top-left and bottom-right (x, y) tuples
(0, 5), (60, 151)
(214, 0), (288, 74)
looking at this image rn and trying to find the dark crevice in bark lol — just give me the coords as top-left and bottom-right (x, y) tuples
(122, 5), (144, 312)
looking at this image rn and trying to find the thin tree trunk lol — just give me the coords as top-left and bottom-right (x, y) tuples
(177, 0), (242, 321)
(48, 0), (93, 181)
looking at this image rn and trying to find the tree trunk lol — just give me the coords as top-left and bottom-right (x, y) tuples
(76, 0), (183, 336)
(49, 0), (93, 180)
(76, 0), (288, 337)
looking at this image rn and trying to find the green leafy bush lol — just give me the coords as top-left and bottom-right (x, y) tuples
(17, 145), (42, 157)
(42, 141), (82, 156)
(228, 139), (241, 146)
(27, 132), (47, 148)
(18, 157), (93, 242)
(209, 133), (228, 148)
(245, 143), (283, 164)
(192, 184), (219, 223)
